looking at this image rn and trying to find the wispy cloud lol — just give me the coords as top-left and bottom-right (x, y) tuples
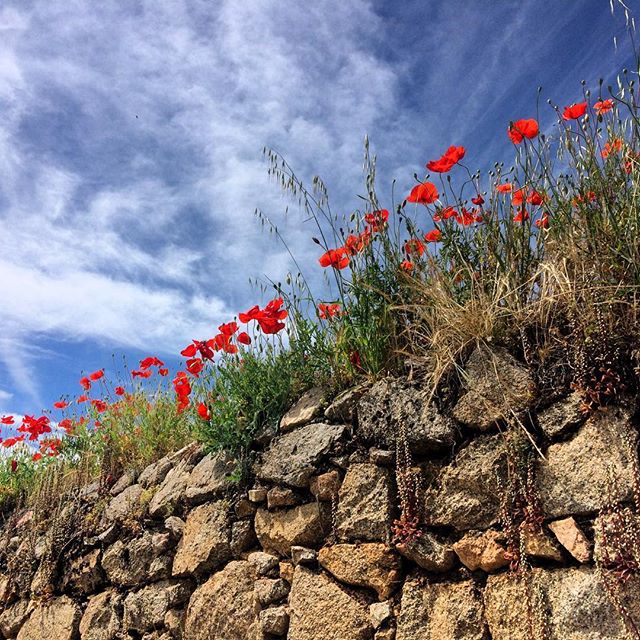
(0, 0), (635, 410)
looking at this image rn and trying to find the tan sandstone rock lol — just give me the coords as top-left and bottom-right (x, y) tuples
(336, 463), (393, 542)
(183, 560), (260, 640)
(288, 566), (373, 640)
(79, 590), (123, 640)
(255, 502), (330, 557)
(172, 501), (231, 577)
(318, 543), (402, 600)
(17, 596), (81, 640)
(396, 578), (486, 640)
(452, 530), (509, 572)
(548, 517), (591, 563)
(280, 387), (327, 431)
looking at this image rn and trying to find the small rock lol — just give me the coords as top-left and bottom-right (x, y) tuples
(60, 548), (105, 594)
(123, 580), (190, 633)
(452, 530), (509, 573)
(537, 392), (585, 439)
(148, 460), (192, 518)
(78, 590), (122, 640)
(164, 516), (185, 539)
(267, 486), (299, 509)
(452, 346), (534, 431)
(318, 543), (402, 600)
(260, 606), (290, 636)
(280, 387), (327, 431)
(291, 546), (318, 565)
(139, 457), (174, 489)
(230, 520), (257, 556)
(184, 452), (236, 503)
(110, 471), (137, 496)
(309, 471), (341, 501)
(0, 599), (31, 638)
(522, 527), (564, 562)
(370, 448), (395, 466)
(370, 601), (393, 629)
(257, 422), (348, 488)
(164, 608), (183, 635)
(548, 517), (591, 563)
(102, 534), (172, 587)
(280, 561), (295, 583)
(248, 551), (280, 576)
(235, 497), (256, 517)
(376, 629), (396, 640)
(396, 532), (455, 573)
(254, 578), (290, 606)
(104, 484), (144, 522)
(248, 488), (268, 503)
(255, 503), (330, 557)
(324, 384), (369, 422)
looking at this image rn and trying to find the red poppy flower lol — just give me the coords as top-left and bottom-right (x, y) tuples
(238, 305), (261, 323)
(526, 190), (544, 206)
(507, 119), (539, 144)
(400, 260), (414, 272)
(218, 322), (238, 336)
(197, 403), (210, 420)
(318, 303), (342, 319)
(2, 436), (24, 448)
(18, 415), (51, 440)
(79, 377), (91, 390)
(512, 188), (527, 206)
(535, 213), (550, 229)
(131, 369), (153, 379)
(594, 99), (614, 115)
(454, 208), (482, 226)
(513, 208), (530, 223)
(237, 332), (251, 345)
(426, 146), (466, 173)
(319, 248), (349, 270)
(424, 229), (442, 243)
(31, 453), (42, 462)
(432, 206), (457, 222)
(1, 416), (15, 425)
(601, 138), (623, 159)
(53, 401), (68, 409)
(349, 350), (363, 370)
(404, 238), (425, 256)
(496, 183), (513, 193)
(140, 356), (165, 370)
(77, 394), (89, 404)
(114, 386), (125, 396)
(407, 182), (439, 204)
(562, 102), (587, 120)
(364, 209), (389, 232)
(91, 399), (108, 413)
(158, 368), (169, 376)
(89, 369), (104, 381)
(186, 358), (204, 376)
(471, 195), (484, 206)
(180, 344), (197, 357)
(59, 418), (74, 434)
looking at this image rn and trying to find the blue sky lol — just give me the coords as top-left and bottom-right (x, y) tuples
(0, 0), (636, 417)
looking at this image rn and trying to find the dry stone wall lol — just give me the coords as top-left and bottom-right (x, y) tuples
(1, 346), (640, 639)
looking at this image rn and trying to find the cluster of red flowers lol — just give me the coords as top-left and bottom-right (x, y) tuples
(318, 211), (386, 270)
(317, 302), (342, 319)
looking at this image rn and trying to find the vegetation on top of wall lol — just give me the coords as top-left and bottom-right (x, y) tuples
(2, 34), (640, 512)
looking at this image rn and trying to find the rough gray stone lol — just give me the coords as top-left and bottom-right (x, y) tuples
(336, 463), (393, 542)
(79, 590), (122, 640)
(280, 387), (328, 431)
(358, 379), (457, 453)
(260, 606), (290, 636)
(257, 422), (348, 488)
(537, 392), (586, 439)
(104, 484), (144, 522)
(148, 460), (192, 518)
(254, 578), (290, 606)
(248, 551), (280, 576)
(325, 384), (369, 422)
(452, 345), (535, 431)
(124, 580), (190, 634)
(426, 434), (508, 530)
(184, 452), (236, 503)
(109, 470), (137, 496)
(231, 519), (257, 556)
(536, 406), (636, 518)
(102, 534), (172, 587)
(396, 533), (455, 573)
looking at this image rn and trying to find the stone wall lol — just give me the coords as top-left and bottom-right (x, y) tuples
(1, 345), (640, 639)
